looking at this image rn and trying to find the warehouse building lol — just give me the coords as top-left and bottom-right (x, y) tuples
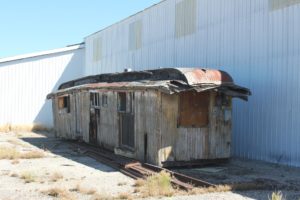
(83, 0), (300, 167)
(0, 44), (84, 130)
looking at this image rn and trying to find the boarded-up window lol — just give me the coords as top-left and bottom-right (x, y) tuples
(269, 0), (300, 10)
(175, 0), (197, 38)
(129, 20), (142, 50)
(58, 96), (70, 113)
(93, 37), (102, 62)
(178, 91), (209, 127)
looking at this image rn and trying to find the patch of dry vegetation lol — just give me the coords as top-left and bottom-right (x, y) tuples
(0, 123), (50, 133)
(11, 159), (20, 164)
(132, 172), (234, 198)
(118, 182), (127, 186)
(189, 185), (232, 195)
(21, 150), (44, 159)
(7, 138), (30, 148)
(0, 124), (11, 133)
(0, 147), (20, 159)
(50, 172), (63, 182)
(270, 191), (285, 200)
(0, 147), (44, 160)
(91, 193), (114, 200)
(134, 171), (175, 198)
(42, 187), (76, 200)
(20, 171), (37, 183)
(10, 172), (18, 177)
(117, 192), (133, 200)
(73, 183), (97, 195)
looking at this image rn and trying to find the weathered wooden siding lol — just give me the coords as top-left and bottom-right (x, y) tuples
(159, 93), (178, 163)
(79, 91), (90, 143)
(134, 90), (161, 164)
(53, 89), (232, 166)
(97, 91), (119, 150)
(53, 95), (77, 139)
(208, 92), (232, 159)
(158, 91), (232, 164)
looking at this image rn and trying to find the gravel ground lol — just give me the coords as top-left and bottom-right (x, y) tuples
(0, 131), (299, 200)
(0, 131), (134, 200)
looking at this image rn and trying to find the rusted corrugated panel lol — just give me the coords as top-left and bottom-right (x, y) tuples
(177, 68), (233, 85)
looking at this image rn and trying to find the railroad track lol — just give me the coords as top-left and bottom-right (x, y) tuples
(69, 141), (215, 190)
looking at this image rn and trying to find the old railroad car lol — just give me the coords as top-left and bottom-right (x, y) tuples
(47, 68), (250, 166)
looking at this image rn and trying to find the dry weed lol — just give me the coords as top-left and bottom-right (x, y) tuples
(20, 150), (44, 159)
(42, 187), (75, 200)
(91, 193), (114, 200)
(0, 147), (20, 159)
(136, 171), (174, 197)
(118, 182), (127, 186)
(20, 171), (37, 183)
(0, 123), (50, 133)
(189, 185), (232, 195)
(0, 124), (11, 132)
(11, 159), (20, 164)
(118, 192), (133, 200)
(10, 172), (18, 177)
(269, 191), (285, 200)
(50, 172), (63, 182)
(0, 147), (44, 160)
(74, 183), (97, 195)
(134, 179), (145, 187)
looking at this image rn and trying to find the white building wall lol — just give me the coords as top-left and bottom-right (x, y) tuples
(0, 45), (84, 128)
(85, 0), (300, 167)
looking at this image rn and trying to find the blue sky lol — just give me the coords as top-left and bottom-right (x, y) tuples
(0, 0), (161, 58)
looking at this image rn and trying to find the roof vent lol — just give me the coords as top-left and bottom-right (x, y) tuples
(124, 68), (132, 72)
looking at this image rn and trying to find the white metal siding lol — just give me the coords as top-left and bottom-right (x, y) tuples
(84, 0), (300, 167)
(0, 47), (84, 128)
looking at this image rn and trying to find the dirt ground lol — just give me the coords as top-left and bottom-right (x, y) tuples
(175, 159), (300, 200)
(0, 131), (299, 200)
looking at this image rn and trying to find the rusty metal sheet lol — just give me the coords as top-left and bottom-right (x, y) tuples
(176, 68), (233, 85)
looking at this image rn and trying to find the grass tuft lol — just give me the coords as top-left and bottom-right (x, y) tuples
(50, 172), (63, 182)
(91, 193), (114, 200)
(0, 147), (44, 160)
(74, 184), (97, 195)
(118, 192), (133, 200)
(118, 182), (127, 186)
(20, 171), (37, 183)
(189, 185), (232, 195)
(0, 124), (11, 132)
(0, 147), (21, 159)
(0, 123), (50, 133)
(136, 171), (174, 197)
(21, 151), (44, 159)
(270, 191), (285, 200)
(10, 172), (18, 177)
(42, 187), (75, 200)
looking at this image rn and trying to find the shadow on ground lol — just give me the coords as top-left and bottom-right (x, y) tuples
(20, 131), (116, 173)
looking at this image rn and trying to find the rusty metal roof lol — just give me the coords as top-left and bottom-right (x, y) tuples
(48, 68), (251, 100)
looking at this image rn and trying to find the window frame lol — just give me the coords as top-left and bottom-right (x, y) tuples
(58, 95), (71, 114)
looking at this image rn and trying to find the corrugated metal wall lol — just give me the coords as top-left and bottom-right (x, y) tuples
(0, 46), (84, 128)
(84, 0), (300, 167)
